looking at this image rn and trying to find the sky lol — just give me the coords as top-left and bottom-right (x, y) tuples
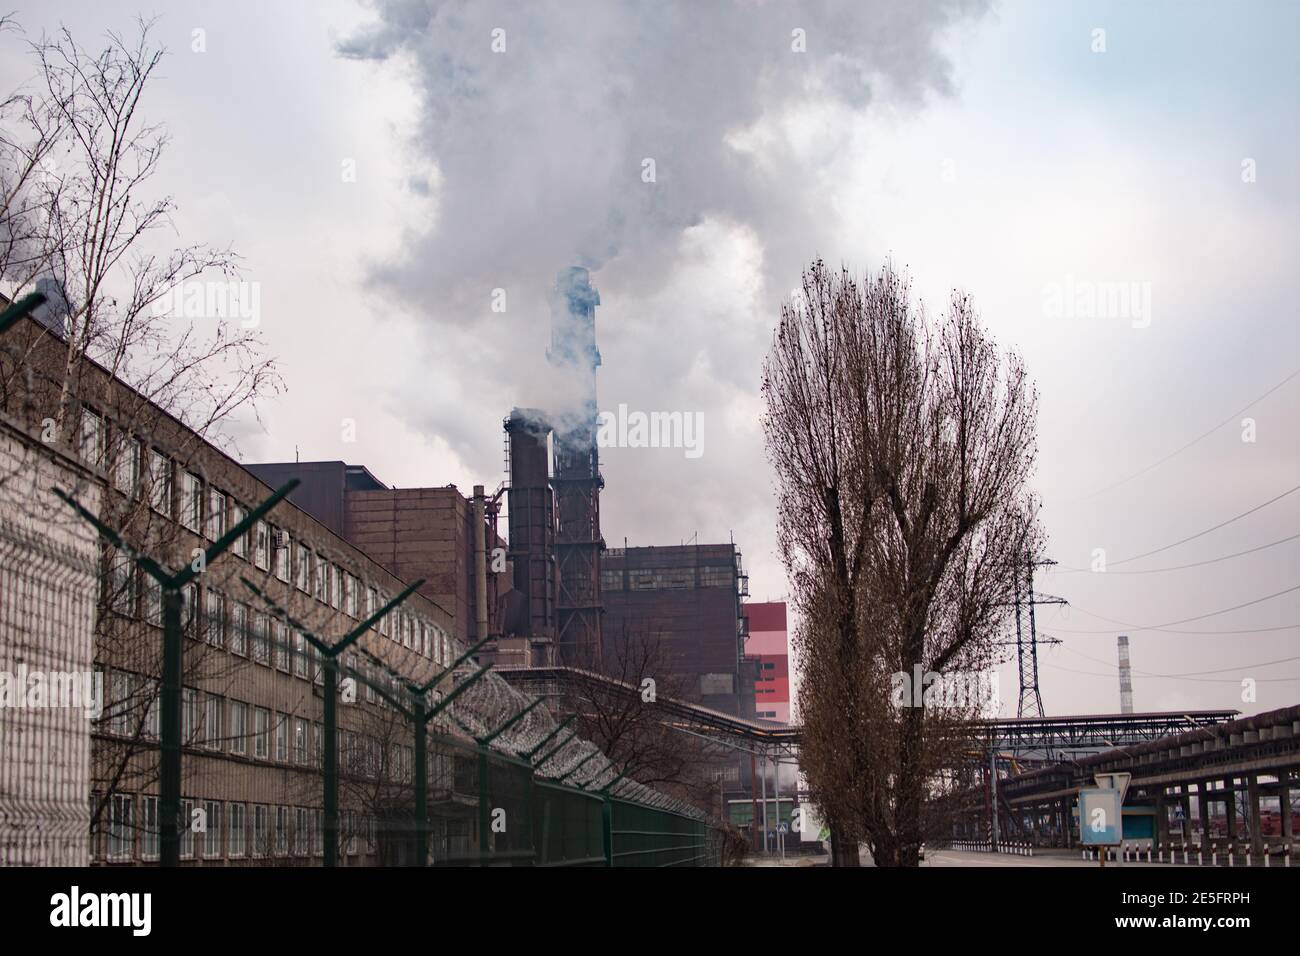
(2, 0), (1296, 719)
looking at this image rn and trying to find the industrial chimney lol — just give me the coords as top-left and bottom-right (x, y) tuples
(1117, 635), (1134, 714)
(548, 267), (604, 668)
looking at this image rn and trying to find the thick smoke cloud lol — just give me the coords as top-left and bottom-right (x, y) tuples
(337, 0), (988, 589)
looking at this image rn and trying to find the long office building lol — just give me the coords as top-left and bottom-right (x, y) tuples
(0, 310), (467, 865)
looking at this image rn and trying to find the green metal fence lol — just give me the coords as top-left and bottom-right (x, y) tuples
(425, 735), (722, 867)
(609, 797), (718, 867)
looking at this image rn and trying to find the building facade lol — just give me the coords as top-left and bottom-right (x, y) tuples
(601, 544), (754, 717)
(0, 412), (101, 865)
(1, 313), (467, 866)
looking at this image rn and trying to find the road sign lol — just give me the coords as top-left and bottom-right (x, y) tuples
(778, 822), (789, 835)
(1080, 788), (1122, 846)
(1094, 772), (1131, 804)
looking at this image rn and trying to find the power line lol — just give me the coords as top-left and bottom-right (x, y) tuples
(1108, 483), (1300, 568)
(1070, 366), (1300, 503)
(1059, 643), (1300, 677)
(1041, 662), (1300, 684)
(1052, 532), (1300, 575)
(1051, 583), (1300, 634)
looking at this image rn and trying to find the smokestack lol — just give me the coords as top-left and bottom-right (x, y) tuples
(1117, 635), (1133, 714)
(473, 484), (489, 644)
(549, 266), (604, 668)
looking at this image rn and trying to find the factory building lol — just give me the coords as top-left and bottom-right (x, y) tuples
(601, 544), (755, 718)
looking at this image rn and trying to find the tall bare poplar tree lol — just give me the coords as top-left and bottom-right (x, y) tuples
(763, 260), (1041, 866)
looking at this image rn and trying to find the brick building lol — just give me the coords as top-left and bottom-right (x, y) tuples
(0, 311), (467, 865)
(244, 461), (497, 648)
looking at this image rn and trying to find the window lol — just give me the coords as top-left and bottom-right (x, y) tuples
(251, 611), (269, 664)
(142, 796), (159, 861)
(274, 619), (289, 672)
(293, 632), (307, 678)
(109, 794), (133, 861)
(144, 678), (159, 739)
(183, 471), (203, 532)
(295, 807), (309, 857)
(296, 546), (311, 592)
(205, 590), (225, 648)
(182, 687), (198, 743)
(149, 450), (172, 517)
(107, 550), (134, 615)
(345, 574), (357, 617)
(275, 806), (289, 856)
(207, 487), (226, 540)
(331, 565), (342, 610)
(273, 529), (290, 582)
(230, 502), (247, 557)
(345, 810), (357, 856)
(313, 722), (323, 768)
(113, 434), (139, 496)
(313, 808), (323, 856)
(182, 581), (199, 638)
(143, 576), (162, 626)
(109, 670), (132, 736)
(180, 799), (195, 859)
(314, 559), (328, 604)
(203, 800), (223, 859)
(253, 805), (269, 858)
(229, 603), (247, 656)
(79, 408), (105, 465)
(275, 714), (288, 763)
(254, 520), (269, 570)
(254, 707), (270, 759)
(230, 701), (247, 755)
(227, 803), (246, 858)
(293, 717), (308, 765)
(377, 593), (389, 634)
(204, 694), (223, 750)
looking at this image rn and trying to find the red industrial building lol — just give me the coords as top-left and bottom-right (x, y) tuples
(743, 602), (791, 723)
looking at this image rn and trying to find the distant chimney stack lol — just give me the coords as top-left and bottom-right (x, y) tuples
(1117, 635), (1133, 714)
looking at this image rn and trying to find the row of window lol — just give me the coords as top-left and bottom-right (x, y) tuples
(97, 669), (417, 779)
(94, 793), (380, 863)
(82, 406), (451, 658)
(104, 566), (453, 671)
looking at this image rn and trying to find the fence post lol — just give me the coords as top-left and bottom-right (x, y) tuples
(323, 660), (339, 867)
(478, 747), (491, 866)
(55, 479), (300, 867)
(159, 586), (184, 867)
(414, 698), (427, 867)
(602, 794), (614, 867)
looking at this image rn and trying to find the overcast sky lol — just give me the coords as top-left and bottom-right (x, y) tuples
(3, 0), (1296, 719)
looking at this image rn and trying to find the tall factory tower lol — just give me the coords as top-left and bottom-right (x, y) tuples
(547, 267), (604, 667)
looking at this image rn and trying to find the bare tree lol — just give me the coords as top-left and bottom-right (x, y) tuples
(579, 621), (718, 806)
(0, 16), (281, 841)
(764, 260), (1041, 866)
